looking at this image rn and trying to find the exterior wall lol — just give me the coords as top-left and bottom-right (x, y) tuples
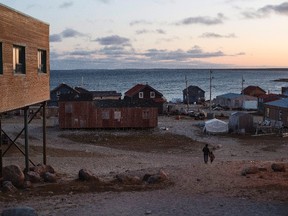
(59, 101), (158, 129)
(0, 4), (50, 113)
(264, 104), (288, 127)
(183, 87), (205, 104)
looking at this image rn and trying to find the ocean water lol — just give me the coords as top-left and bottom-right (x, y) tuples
(50, 69), (288, 102)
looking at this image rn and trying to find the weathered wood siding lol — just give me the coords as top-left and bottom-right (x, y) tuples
(0, 4), (50, 113)
(59, 101), (158, 129)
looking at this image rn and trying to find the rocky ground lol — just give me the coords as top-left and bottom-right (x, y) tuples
(0, 115), (288, 215)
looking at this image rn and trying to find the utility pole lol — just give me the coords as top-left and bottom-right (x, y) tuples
(241, 75), (245, 94)
(209, 70), (213, 112)
(185, 75), (189, 111)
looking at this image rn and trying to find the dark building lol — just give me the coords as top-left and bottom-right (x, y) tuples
(258, 94), (283, 114)
(48, 83), (80, 107)
(124, 84), (166, 114)
(183, 85), (205, 104)
(264, 98), (288, 127)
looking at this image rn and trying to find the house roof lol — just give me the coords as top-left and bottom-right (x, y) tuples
(265, 98), (288, 108)
(125, 84), (163, 97)
(91, 91), (122, 97)
(242, 86), (266, 95)
(217, 93), (242, 99)
(183, 85), (205, 93)
(51, 83), (79, 94)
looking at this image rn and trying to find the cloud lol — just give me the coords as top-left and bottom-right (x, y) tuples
(136, 29), (166, 35)
(62, 28), (86, 38)
(176, 13), (225, 25)
(50, 45), (244, 69)
(200, 32), (236, 38)
(242, 2), (288, 19)
(59, 1), (73, 9)
(50, 28), (87, 43)
(50, 34), (62, 42)
(130, 20), (153, 26)
(94, 35), (130, 46)
(143, 46), (227, 61)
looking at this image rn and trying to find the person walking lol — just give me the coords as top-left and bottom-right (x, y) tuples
(202, 144), (210, 164)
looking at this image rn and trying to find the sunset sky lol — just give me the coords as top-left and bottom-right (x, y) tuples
(2, 0), (288, 69)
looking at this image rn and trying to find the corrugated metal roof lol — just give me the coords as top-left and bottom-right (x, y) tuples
(217, 93), (242, 99)
(265, 98), (288, 108)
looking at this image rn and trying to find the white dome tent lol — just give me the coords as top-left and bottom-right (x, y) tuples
(203, 118), (228, 134)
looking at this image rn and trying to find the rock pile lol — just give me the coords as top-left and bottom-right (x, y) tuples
(0, 164), (57, 193)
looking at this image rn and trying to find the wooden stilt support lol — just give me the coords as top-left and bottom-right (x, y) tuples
(24, 107), (29, 173)
(0, 114), (2, 178)
(43, 101), (47, 165)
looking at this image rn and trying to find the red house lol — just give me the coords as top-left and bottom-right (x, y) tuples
(241, 86), (266, 98)
(124, 84), (166, 114)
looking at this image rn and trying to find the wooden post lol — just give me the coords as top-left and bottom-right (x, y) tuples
(0, 114), (2, 177)
(24, 107), (29, 172)
(43, 102), (47, 165)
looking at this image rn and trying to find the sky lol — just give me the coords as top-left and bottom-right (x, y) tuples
(1, 0), (288, 69)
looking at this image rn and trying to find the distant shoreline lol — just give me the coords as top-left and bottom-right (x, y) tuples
(273, 78), (288, 82)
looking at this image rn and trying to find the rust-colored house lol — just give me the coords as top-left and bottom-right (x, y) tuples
(124, 84), (166, 114)
(241, 86), (266, 98)
(264, 98), (288, 127)
(258, 94), (283, 114)
(59, 97), (158, 129)
(0, 4), (50, 174)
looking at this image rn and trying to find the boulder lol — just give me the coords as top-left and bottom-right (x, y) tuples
(1, 206), (37, 216)
(26, 171), (42, 183)
(271, 163), (286, 172)
(43, 172), (57, 183)
(30, 164), (55, 177)
(78, 169), (98, 181)
(241, 166), (259, 176)
(1, 181), (17, 193)
(3, 165), (25, 188)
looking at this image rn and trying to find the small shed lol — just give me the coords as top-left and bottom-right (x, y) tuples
(203, 119), (228, 134)
(183, 85), (205, 104)
(228, 112), (254, 133)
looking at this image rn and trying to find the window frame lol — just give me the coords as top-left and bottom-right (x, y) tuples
(37, 49), (47, 73)
(13, 45), (26, 74)
(150, 91), (155, 98)
(139, 92), (144, 99)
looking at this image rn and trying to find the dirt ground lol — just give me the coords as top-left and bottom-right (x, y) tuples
(0, 115), (288, 215)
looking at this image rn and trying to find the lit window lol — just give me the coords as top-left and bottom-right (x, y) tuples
(38, 49), (47, 73)
(13, 45), (25, 74)
(150, 91), (155, 98)
(0, 42), (3, 74)
(139, 92), (144, 98)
